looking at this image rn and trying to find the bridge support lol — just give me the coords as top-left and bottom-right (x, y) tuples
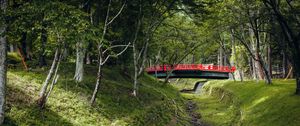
(180, 81), (207, 93)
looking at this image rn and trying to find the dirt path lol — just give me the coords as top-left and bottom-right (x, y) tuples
(186, 100), (208, 126)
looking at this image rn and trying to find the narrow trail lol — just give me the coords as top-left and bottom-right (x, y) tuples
(186, 100), (207, 126)
(185, 81), (209, 126)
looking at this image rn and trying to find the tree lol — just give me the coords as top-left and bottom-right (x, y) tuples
(90, 0), (129, 105)
(131, 0), (179, 96)
(37, 1), (91, 107)
(0, 0), (7, 124)
(73, 41), (85, 82)
(263, 0), (300, 94)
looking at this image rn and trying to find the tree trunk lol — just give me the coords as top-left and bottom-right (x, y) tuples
(74, 41), (85, 82)
(38, 48), (60, 106)
(86, 52), (91, 65)
(39, 48), (63, 108)
(0, 36), (6, 124)
(132, 44), (138, 96)
(0, 0), (7, 124)
(90, 49), (102, 105)
(164, 66), (174, 84)
(249, 19), (271, 84)
(9, 44), (14, 52)
(218, 48), (223, 66)
(267, 42), (272, 78)
(282, 51), (287, 78)
(231, 29), (242, 81)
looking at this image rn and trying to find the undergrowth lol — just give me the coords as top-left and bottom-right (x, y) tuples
(196, 79), (300, 126)
(4, 63), (190, 126)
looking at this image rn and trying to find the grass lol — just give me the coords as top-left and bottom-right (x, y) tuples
(176, 79), (300, 126)
(4, 63), (190, 126)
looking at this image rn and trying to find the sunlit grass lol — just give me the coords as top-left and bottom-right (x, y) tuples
(173, 79), (300, 126)
(4, 64), (190, 126)
(203, 79), (300, 126)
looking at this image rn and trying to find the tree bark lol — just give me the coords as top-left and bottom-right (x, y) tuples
(74, 41), (85, 82)
(282, 51), (287, 77)
(133, 44), (138, 96)
(267, 43), (272, 78)
(0, 31), (6, 125)
(38, 48), (60, 107)
(90, 49), (102, 105)
(85, 52), (91, 65)
(9, 44), (14, 52)
(0, 0), (7, 124)
(230, 29), (242, 81)
(220, 34), (236, 81)
(249, 16), (272, 84)
(40, 48), (63, 108)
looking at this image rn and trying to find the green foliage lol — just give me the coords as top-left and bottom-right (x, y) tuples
(7, 52), (22, 63)
(4, 64), (189, 126)
(230, 45), (249, 74)
(150, 14), (207, 64)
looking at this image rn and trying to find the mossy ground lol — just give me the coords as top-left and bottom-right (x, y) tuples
(4, 63), (190, 126)
(174, 79), (300, 126)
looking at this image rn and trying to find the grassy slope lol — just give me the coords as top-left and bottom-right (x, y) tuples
(185, 79), (300, 126)
(4, 63), (190, 126)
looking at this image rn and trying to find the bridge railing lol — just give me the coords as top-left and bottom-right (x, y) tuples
(146, 64), (236, 73)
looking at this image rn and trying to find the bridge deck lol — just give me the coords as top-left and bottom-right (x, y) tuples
(146, 64), (236, 73)
(146, 64), (235, 79)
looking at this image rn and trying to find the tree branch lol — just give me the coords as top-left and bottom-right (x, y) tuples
(103, 44), (133, 54)
(101, 42), (131, 65)
(106, 1), (126, 26)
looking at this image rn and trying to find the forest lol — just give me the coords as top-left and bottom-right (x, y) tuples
(0, 0), (300, 125)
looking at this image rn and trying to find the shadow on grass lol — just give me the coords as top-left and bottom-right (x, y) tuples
(4, 85), (73, 126)
(8, 63), (184, 125)
(56, 64), (178, 123)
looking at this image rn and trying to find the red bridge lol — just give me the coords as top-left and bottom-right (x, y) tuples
(146, 64), (236, 79)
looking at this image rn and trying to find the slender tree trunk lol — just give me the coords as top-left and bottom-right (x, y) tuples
(263, 0), (300, 93)
(249, 26), (258, 80)
(86, 52), (91, 65)
(133, 44), (138, 96)
(218, 48), (222, 66)
(90, 49), (102, 105)
(9, 44), (14, 52)
(164, 65), (174, 84)
(255, 43), (264, 80)
(267, 43), (272, 78)
(0, 0), (7, 124)
(40, 48), (63, 108)
(282, 51), (287, 78)
(74, 41), (85, 82)
(38, 48), (60, 106)
(231, 29), (242, 81)
(254, 23), (271, 84)
(249, 56), (253, 79)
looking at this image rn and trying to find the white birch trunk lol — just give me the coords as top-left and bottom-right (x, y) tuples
(74, 41), (85, 82)
(133, 44), (138, 96)
(38, 48), (60, 105)
(90, 49), (102, 105)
